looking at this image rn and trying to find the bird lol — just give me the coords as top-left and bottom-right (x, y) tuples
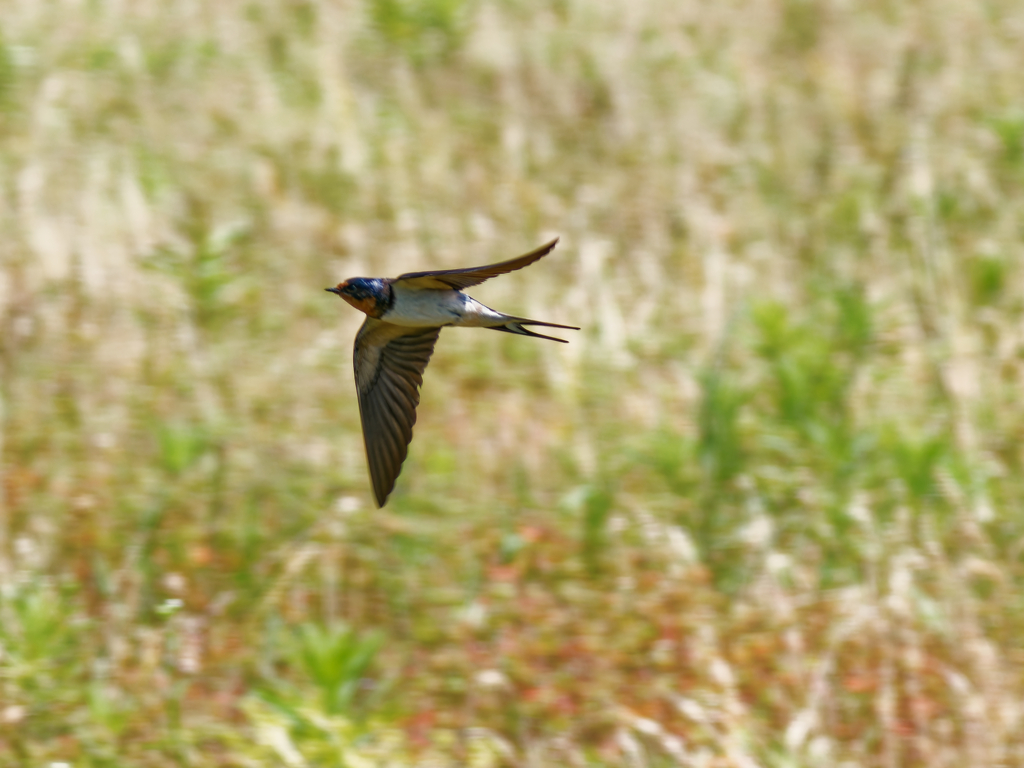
(326, 237), (578, 507)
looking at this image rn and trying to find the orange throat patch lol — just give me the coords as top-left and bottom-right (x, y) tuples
(342, 294), (381, 318)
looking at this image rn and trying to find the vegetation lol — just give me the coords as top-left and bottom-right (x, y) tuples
(2, 0), (1024, 765)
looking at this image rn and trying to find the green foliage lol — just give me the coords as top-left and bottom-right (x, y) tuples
(696, 363), (747, 488)
(143, 214), (250, 333)
(0, 38), (17, 116)
(241, 622), (394, 766)
(646, 428), (695, 497)
(969, 253), (1007, 307)
(883, 426), (950, 505)
(0, 581), (78, 672)
(368, 0), (474, 62)
(776, 0), (824, 54)
(0, 581), (89, 752)
(86, 681), (132, 742)
(564, 482), (615, 573)
(157, 420), (210, 476)
(290, 622), (385, 716)
(988, 110), (1024, 168)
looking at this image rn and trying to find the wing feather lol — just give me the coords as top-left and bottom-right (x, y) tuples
(353, 319), (442, 506)
(394, 238), (559, 291)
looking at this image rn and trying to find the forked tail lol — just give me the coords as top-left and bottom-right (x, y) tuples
(488, 316), (580, 343)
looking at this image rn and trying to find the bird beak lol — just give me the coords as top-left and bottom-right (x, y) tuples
(326, 280), (350, 296)
(327, 279), (350, 296)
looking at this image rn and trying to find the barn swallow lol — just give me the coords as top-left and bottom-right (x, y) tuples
(327, 238), (577, 507)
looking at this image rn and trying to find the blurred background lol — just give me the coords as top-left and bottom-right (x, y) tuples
(2, 0), (1024, 765)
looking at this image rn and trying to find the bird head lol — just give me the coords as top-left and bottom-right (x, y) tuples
(326, 278), (391, 318)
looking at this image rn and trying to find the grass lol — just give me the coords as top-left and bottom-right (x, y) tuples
(2, 0), (1024, 765)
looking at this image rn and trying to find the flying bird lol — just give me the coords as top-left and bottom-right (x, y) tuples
(327, 238), (577, 507)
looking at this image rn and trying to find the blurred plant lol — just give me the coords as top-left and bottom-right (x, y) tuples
(85, 680), (132, 743)
(0, 36), (18, 117)
(968, 253), (1007, 308)
(646, 428), (694, 498)
(143, 210), (251, 334)
(0, 580), (89, 749)
(563, 482), (615, 575)
(242, 621), (394, 766)
(639, 358), (748, 583)
(751, 292), (876, 477)
(256, 621), (385, 717)
(696, 364), (747, 490)
(776, 0), (824, 54)
(987, 110), (1024, 171)
(241, 695), (413, 768)
(293, 621), (386, 716)
(753, 300), (854, 437)
(0, 580), (76, 671)
(368, 0), (474, 63)
(745, 293), (879, 584)
(882, 427), (950, 508)
(157, 420), (211, 477)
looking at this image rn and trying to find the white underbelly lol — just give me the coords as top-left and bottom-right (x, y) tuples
(384, 285), (503, 328)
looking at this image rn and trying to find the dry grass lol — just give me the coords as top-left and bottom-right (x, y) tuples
(3, 0), (1024, 765)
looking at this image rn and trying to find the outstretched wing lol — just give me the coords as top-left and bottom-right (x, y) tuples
(353, 319), (442, 506)
(394, 238), (559, 291)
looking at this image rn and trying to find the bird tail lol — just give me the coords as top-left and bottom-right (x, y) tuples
(488, 316), (580, 343)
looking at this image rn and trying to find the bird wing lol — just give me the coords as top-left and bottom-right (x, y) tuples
(394, 238), (560, 291)
(353, 318), (442, 506)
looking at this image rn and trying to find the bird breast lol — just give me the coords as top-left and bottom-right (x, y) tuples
(384, 285), (473, 327)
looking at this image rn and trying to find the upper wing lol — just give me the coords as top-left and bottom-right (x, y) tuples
(353, 319), (442, 507)
(394, 238), (559, 291)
